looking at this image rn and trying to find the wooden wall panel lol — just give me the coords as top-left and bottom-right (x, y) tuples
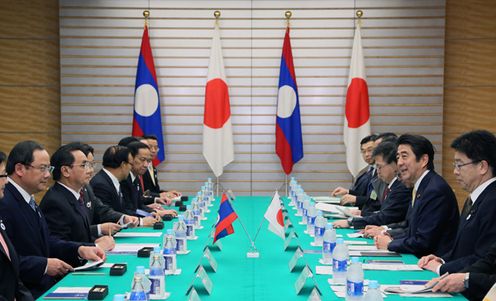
(443, 0), (496, 207)
(0, 1), (60, 156)
(60, 0), (446, 195)
(0, 0), (60, 201)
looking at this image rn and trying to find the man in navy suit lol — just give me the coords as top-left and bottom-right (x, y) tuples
(0, 151), (34, 301)
(332, 134), (377, 207)
(333, 141), (411, 229)
(0, 141), (105, 298)
(90, 145), (159, 227)
(40, 143), (118, 251)
(375, 134), (459, 258)
(417, 130), (496, 288)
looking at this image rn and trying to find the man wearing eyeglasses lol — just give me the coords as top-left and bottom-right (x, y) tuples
(0, 141), (105, 299)
(0, 150), (34, 301)
(418, 130), (496, 300)
(39, 144), (118, 251)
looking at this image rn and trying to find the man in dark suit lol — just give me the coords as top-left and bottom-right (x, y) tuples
(121, 142), (177, 219)
(0, 141), (105, 298)
(141, 135), (181, 204)
(40, 144), (117, 250)
(0, 151), (34, 301)
(375, 134), (459, 258)
(333, 141), (411, 229)
(90, 145), (159, 227)
(429, 241), (496, 300)
(332, 134), (377, 207)
(418, 130), (496, 276)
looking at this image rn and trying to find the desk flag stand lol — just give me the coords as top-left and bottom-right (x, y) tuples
(225, 190), (260, 258)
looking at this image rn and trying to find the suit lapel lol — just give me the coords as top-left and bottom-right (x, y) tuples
(55, 183), (91, 235)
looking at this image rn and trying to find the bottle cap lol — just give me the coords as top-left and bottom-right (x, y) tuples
(178, 215), (184, 221)
(369, 280), (379, 288)
(336, 238), (344, 244)
(351, 257), (359, 263)
(167, 229), (173, 235)
(326, 223), (333, 230)
(187, 205), (192, 210)
(317, 210), (323, 217)
(113, 294), (125, 301)
(153, 246), (161, 253)
(136, 266), (145, 274)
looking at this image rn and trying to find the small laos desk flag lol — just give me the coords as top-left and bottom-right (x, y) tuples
(213, 193), (238, 243)
(264, 191), (285, 239)
(132, 24), (165, 166)
(275, 26), (304, 175)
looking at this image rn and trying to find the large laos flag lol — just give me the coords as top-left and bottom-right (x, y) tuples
(344, 21), (370, 177)
(132, 25), (165, 166)
(275, 26), (303, 175)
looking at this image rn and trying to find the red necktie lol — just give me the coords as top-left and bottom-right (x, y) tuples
(382, 187), (391, 201)
(0, 231), (11, 260)
(139, 175), (145, 191)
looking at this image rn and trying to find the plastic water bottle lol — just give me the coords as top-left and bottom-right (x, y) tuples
(162, 230), (177, 274)
(364, 280), (383, 301)
(148, 252), (165, 299)
(174, 215), (188, 253)
(184, 205), (195, 238)
(301, 197), (310, 224)
(332, 238), (349, 285)
(192, 201), (201, 228)
(313, 211), (327, 246)
(322, 223), (336, 264)
(306, 204), (317, 235)
(129, 274), (148, 301)
(130, 266), (150, 301)
(346, 257), (364, 301)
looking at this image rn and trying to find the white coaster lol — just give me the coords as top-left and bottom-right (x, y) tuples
(187, 236), (198, 240)
(310, 241), (322, 247)
(318, 258), (332, 265)
(176, 250), (191, 255)
(165, 268), (182, 276)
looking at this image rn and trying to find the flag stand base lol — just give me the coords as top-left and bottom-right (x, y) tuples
(246, 247), (260, 258)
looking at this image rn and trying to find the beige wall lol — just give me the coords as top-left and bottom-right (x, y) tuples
(0, 0), (60, 156)
(1, 0), (495, 201)
(443, 0), (496, 207)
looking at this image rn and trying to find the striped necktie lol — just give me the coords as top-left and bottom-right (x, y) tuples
(411, 188), (417, 207)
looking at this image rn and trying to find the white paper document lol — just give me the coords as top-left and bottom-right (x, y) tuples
(313, 196), (341, 204)
(108, 243), (159, 254)
(114, 232), (162, 238)
(383, 285), (452, 298)
(347, 232), (364, 238)
(315, 265), (333, 275)
(73, 259), (104, 271)
(315, 203), (358, 217)
(343, 240), (368, 245)
(348, 245), (378, 251)
(362, 263), (422, 271)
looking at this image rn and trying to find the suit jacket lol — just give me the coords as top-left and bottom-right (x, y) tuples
(0, 223), (33, 301)
(351, 179), (411, 229)
(90, 170), (135, 216)
(82, 185), (122, 228)
(142, 166), (161, 196)
(120, 175), (153, 216)
(40, 183), (93, 243)
(462, 241), (496, 301)
(388, 170), (459, 257)
(349, 167), (374, 208)
(360, 177), (387, 216)
(440, 180), (496, 274)
(0, 183), (82, 299)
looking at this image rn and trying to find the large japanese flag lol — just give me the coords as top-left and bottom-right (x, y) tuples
(203, 22), (234, 177)
(344, 22), (371, 177)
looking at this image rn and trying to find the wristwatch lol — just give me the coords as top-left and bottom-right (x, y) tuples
(347, 217), (353, 226)
(463, 273), (470, 289)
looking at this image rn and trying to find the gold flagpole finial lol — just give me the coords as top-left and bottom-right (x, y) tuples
(356, 10), (363, 27)
(143, 10), (150, 27)
(214, 10), (221, 25)
(285, 11), (292, 27)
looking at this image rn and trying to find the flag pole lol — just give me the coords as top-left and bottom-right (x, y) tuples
(225, 191), (259, 258)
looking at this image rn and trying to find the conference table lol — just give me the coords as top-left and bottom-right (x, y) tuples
(40, 196), (467, 300)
